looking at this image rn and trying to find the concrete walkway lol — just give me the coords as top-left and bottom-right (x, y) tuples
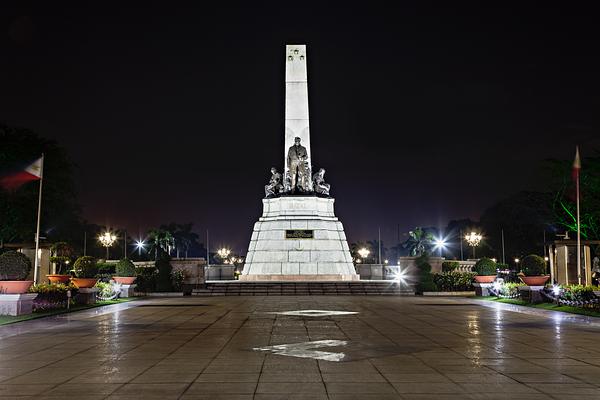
(1, 296), (600, 399)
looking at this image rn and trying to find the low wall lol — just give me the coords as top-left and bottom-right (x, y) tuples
(133, 258), (207, 285)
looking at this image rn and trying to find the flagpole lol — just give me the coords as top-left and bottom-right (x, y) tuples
(576, 166), (581, 285)
(575, 146), (582, 285)
(33, 154), (45, 284)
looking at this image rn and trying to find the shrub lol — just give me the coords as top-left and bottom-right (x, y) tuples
(497, 282), (525, 297)
(473, 257), (497, 276)
(156, 255), (173, 292)
(135, 266), (157, 292)
(560, 284), (598, 302)
(415, 254), (436, 293)
(30, 282), (74, 302)
(115, 258), (136, 277)
(441, 261), (460, 272)
(0, 251), (32, 280)
(496, 263), (509, 271)
(520, 254), (546, 276)
(171, 269), (185, 291)
(50, 242), (74, 274)
(433, 271), (476, 291)
(73, 256), (98, 278)
(97, 262), (116, 275)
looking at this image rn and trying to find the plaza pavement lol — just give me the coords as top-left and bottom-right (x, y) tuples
(1, 296), (600, 399)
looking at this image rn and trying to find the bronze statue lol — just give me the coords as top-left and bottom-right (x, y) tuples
(287, 137), (311, 193)
(264, 167), (283, 198)
(313, 168), (330, 196)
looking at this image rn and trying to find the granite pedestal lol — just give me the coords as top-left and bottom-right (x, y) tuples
(119, 284), (137, 298)
(0, 293), (38, 316)
(473, 282), (493, 296)
(241, 196), (358, 281)
(75, 287), (98, 305)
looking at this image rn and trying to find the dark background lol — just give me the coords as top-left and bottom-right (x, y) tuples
(1, 3), (599, 253)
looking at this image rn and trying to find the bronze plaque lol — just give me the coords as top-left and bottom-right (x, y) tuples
(285, 229), (314, 239)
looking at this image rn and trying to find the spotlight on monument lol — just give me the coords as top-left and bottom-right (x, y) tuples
(392, 268), (407, 284)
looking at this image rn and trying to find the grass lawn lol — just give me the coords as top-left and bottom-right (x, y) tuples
(475, 296), (600, 318)
(0, 298), (137, 326)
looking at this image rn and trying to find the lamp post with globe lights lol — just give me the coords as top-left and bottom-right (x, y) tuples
(358, 248), (371, 263)
(98, 231), (117, 260)
(464, 232), (482, 259)
(217, 248), (231, 263)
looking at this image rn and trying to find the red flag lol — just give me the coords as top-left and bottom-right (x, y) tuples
(0, 157), (43, 190)
(572, 146), (581, 182)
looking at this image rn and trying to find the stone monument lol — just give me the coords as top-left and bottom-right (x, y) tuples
(240, 45), (358, 281)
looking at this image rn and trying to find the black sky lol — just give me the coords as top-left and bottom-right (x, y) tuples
(1, 3), (599, 252)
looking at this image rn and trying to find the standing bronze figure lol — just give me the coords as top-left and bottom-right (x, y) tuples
(287, 137), (311, 193)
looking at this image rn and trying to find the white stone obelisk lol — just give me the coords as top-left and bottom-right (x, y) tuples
(284, 45), (311, 180)
(240, 44), (358, 282)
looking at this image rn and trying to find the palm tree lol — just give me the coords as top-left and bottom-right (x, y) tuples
(403, 227), (434, 256)
(147, 228), (174, 260)
(175, 223), (199, 259)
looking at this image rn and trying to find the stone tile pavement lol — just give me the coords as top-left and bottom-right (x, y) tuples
(1, 296), (600, 399)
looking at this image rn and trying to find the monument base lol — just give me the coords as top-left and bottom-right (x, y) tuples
(239, 274), (359, 282)
(242, 196), (359, 281)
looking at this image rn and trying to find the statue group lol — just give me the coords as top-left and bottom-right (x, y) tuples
(264, 137), (330, 198)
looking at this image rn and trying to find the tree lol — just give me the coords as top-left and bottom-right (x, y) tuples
(0, 124), (82, 245)
(546, 155), (600, 241)
(479, 191), (553, 259)
(162, 222), (200, 259)
(147, 228), (174, 260)
(403, 227), (434, 256)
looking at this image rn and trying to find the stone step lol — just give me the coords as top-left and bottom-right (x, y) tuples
(192, 281), (414, 296)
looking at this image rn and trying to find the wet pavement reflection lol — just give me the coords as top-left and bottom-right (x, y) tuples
(0, 296), (600, 399)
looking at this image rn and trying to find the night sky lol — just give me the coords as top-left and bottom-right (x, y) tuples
(2, 3), (599, 252)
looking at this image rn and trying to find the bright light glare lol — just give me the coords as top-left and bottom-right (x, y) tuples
(393, 268), (407, 284)
(358, 248), (370, 259)
(135, 240), (146, 249)
(552, 284), (561, 296)
(492, 281), (502, 292)
(433, 238), (447, 249)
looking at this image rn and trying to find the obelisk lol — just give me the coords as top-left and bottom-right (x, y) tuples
(284, 45), (312, 181)
(240, 44), (358, 282)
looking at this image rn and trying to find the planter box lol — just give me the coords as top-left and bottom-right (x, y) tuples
(422, 291), (476, 297)
(0, 293), (38, 316)
(119, 284), (137, 298)
(473, 282), (493, 296)
(518, 285), (545, 303)
(75, 287), (98, 305)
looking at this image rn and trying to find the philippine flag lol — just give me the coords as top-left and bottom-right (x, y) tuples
(0, 157), (43, 190)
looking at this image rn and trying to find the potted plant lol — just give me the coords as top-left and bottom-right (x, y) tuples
(0, 251), (34, 293)
(113, 258), (137, 284)
(472, 257), (497, 283)
(519, 254), (549, 286)
(70, 256), (99, 288)
(47, 242), (73, 284)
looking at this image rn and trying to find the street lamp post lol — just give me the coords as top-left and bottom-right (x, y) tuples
(464, 231), (482, 259)
(358, 248), (370, 263)
(98, 231), (117, 260)
(217, 248), (231, 263)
